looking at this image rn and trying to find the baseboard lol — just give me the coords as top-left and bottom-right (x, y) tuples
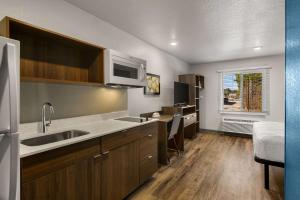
(199, 128), (252, 138)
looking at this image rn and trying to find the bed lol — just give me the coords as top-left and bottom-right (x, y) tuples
(252, 121), (285, 189)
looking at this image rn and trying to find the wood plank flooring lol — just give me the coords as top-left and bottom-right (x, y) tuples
(128, 132), (284, 200)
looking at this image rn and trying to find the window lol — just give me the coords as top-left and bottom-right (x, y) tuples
(219, 68), (270, 114)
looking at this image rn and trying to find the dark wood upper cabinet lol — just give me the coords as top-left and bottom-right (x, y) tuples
(0, 17), (105, 85)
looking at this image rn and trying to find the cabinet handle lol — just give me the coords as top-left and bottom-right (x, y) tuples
(147, 155), (153, 159)
(102, 151), (110, 158)
(148, 134), (153, 137)
(93, 154), (102, 159)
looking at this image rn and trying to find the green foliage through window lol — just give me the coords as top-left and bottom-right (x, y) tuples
(223, 72), (263, 112)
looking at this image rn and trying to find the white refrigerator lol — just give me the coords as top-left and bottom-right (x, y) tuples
(0, 36), (20, 200)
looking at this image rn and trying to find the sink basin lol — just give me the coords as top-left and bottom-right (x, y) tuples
(21, 130), (90, 146)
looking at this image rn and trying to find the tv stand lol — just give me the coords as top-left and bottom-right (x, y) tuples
(162, 105), (197, 139)
(178, 74), (205, 132)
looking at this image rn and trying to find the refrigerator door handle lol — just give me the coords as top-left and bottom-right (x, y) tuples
(9, 133), (19, 200)
(4, 43), (18, 134)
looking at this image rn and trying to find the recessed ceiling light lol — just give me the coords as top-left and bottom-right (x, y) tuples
(253, 46), (263, 51)
(170, 42), (178, 46)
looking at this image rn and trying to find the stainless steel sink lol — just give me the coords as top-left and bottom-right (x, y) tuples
(21, 130), (90, 146)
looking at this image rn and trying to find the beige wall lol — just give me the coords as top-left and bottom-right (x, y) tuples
(191, 54), (285, 131)
(20, 82), (127, 123)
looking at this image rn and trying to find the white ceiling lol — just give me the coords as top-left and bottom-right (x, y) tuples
(65, 0), (285, 64)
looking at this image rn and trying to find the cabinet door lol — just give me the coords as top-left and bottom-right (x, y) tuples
(101, 141), (139, 200)
(21, 139), (101, 200)
(22, 155), (101, 200)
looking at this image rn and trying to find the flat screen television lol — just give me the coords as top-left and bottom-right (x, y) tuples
(174, 82), (189, 105)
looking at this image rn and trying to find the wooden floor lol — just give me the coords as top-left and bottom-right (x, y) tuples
(129, 132), (284, 200)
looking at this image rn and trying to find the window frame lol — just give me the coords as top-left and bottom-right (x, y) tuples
(218, 67), (270, 115)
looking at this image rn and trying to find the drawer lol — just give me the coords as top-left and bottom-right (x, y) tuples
(139, 132), (158, 160)
(139, 122), (158, 137)
(102, 127), (141, 151)
(183, 113), (197, 127)
(140, 154), (158, 183)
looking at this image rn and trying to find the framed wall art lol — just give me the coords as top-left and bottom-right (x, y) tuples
(144, 73), (160, 95)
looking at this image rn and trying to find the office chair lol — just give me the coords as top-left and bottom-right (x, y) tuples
(167, 113), (182, 162)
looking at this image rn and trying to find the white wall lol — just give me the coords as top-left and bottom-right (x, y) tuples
(0, 0), (190, 117)
(191, 55), (285, 130)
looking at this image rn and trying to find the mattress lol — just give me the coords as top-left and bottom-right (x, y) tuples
(253, 121), (284, 163)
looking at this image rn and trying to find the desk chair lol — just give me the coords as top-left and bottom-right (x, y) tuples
(167, 114), (182, 161)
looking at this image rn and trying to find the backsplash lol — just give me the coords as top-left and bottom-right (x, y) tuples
(20, 82), (128, 123)
(19, 111), (129, 135)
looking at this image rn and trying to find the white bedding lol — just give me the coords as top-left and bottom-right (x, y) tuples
(253, 121), (285, 163)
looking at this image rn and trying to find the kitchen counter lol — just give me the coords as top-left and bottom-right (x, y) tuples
(19, 117), (158, 158)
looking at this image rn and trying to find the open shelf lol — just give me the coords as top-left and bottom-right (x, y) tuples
(196, 75), (205, 89)
(179, 74), (204, 133)
(21, 77), (104, 87)
(182, 105), (196, 116)
(0, 17), (105, 85)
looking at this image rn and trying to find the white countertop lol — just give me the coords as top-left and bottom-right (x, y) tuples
(19, 117), (158, 158)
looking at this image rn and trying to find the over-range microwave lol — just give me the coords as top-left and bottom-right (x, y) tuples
(104, 49), (147, 87)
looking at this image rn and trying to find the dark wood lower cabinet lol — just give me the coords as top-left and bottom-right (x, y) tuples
(22, 157), (101, 200)
(21, 139), (102, 200)
(101, 141), (140, 200)
(139, 128), (158, 183)
(21, 122), (158, 200)
(92, 154), (102, 200)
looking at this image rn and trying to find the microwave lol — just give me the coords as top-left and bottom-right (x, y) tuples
(104, 49), (147, 87)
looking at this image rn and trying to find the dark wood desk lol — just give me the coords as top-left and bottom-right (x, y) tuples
(158, 115), (172, 122)
(157, 115), (184, 165)
(140, 112), (185, 165)
(162, 106), (197, 139)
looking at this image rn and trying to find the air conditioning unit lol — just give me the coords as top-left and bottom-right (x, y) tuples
(221, 117), (259, 134)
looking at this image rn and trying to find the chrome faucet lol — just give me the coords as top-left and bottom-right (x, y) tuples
(41, 102), (54, 133)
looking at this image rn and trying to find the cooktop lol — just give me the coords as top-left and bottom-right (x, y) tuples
(114, 117), (148, 123)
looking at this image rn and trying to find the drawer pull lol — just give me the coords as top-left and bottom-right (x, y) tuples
(147, 134), (153, 137)
(93, 154), (102, 159)
(102, 151), (110, 159)
(147, 155), (153, 159)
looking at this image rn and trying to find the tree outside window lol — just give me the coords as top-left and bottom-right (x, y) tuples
(223, 71), (263, 113)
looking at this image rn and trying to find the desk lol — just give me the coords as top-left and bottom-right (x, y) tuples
(157, 115), (184, 165)
(158, 115), (173, 122)
(162, 106), (197, 139)
(140, 112), (185, 165)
